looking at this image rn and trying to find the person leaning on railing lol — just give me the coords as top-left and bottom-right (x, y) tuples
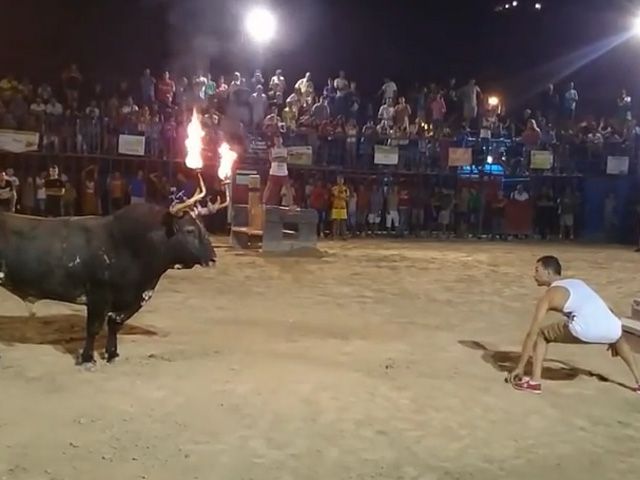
(0, 171), (17, 213)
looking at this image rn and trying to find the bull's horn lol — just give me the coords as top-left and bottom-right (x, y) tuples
(169, 173), (207, 215)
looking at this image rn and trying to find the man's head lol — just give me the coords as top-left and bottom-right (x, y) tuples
(534, 255), (562, 287)
(336, 175), (344, 185)
(49, 165), (59, 178)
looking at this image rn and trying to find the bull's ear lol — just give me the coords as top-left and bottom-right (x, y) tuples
(162, 211), (177, 238)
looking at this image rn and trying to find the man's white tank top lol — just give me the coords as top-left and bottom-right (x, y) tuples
(269, 146), (288, 176)
(551, 278), (622, 343)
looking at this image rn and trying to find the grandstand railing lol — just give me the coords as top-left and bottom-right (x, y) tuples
(0, 116), (638, 176)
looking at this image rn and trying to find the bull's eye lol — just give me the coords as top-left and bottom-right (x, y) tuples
(183, 226), (197, 236)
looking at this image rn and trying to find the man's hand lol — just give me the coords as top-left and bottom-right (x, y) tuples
(288, 203), (299, 211)
(505, 365), (525, 384)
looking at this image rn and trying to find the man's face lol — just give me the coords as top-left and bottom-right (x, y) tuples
(49, 167), (58, 178)
(533, 262), (552, 287)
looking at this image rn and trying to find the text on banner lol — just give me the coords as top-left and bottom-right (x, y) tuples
(118, 134), (146, 156)
(448, 147), (472, 167)
(374, 145), (399, 165)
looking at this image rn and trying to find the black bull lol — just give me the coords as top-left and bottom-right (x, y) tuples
(0, 202), (214, 366)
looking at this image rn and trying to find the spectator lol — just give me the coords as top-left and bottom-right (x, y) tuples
(458, 79), (482, 124)
(491, 190), (507, 238)
(294, 72), (314, 107)
(380, 77), (398, 103)
(44, 165), (65, 217)
(0, 171), (16, 212)
(564, 82), (579, 121)
(249, 85), (269, 129)
(108, 172), (126, 212)
(378, 98), (395, 127)
(430, 93), (447, 129)
(394, 97), (411, 131)
(46, 97), (63, 116)
(617, 89), (631, 122)
(157, 71), (176, 108)
(510, 184), (530, 202)
(140, 68), (156, 105)
(309, 180), (328, 237)
(61, 64), (82, 105)
(330, 176), (349, 239)
(311, 96), (330, 122)
(129, 170), (147, 204)
(269, 69), (286, 93)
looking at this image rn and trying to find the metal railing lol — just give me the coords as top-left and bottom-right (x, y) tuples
(1, 114), (638, 176)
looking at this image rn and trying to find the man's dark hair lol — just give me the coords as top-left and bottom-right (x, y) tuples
(537, 255), (562, 275)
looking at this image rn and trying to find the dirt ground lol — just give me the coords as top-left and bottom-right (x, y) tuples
(1, 239), (640, 480)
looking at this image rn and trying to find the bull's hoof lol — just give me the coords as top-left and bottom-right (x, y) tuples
(79, 361), (97, 372)
(76, 351), (96, 369)
(105, 352), (120, 364)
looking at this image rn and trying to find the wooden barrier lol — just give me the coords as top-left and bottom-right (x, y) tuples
(230, 174), (318, 252)
(504, 200), (533, 236)
(622, 299), (640, 337)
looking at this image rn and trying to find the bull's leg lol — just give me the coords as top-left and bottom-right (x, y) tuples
(105, 318), (124, 363)
(79, 299), (108, 367)
(105, 306), (143, 363)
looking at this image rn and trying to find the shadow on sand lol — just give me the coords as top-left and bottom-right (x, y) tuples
(0, 314), (158, 360)
(459, 339), (635, 392)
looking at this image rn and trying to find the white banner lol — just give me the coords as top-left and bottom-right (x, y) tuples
(234, 170), (258, 185)
(118, 134), (146, 156)
(448, 147), (472, 166)
(374, 145), (398, 165)
(606, 156), (629, 175)
(287, 146), (313, 165)
(530, 150), (553, 169)
(0, 129), (40, 153)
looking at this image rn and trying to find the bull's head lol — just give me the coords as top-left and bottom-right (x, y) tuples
(164, 173), (215, 268)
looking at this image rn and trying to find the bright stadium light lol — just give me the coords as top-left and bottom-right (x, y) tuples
(244, 7), (277, 44)
(633, 15), (640, 36)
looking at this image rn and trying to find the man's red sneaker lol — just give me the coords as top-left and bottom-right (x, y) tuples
(512, 377), (542, 394)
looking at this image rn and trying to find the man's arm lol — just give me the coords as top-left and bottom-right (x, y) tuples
(9, 189), (16, 213)
(515, 293), (551, 370)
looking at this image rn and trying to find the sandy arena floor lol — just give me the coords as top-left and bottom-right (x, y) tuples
(1, 239), (640, 480)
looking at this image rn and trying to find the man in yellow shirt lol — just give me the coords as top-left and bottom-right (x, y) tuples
(331, 176), (349, 239)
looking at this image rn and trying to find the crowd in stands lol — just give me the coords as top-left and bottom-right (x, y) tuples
(1, 64), (640, 247)
(0, 65), (638, 175)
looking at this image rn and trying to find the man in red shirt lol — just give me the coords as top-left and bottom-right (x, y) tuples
(398, 183), (411, 237)
(309, 180), (328, 237)
(156, 71), (176, 108)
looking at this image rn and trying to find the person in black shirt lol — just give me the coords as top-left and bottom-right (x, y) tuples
(0, 171), (16, 213)
(44, 165), (65, 217)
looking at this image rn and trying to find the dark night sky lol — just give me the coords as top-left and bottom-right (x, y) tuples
(2, 0), (639, 110)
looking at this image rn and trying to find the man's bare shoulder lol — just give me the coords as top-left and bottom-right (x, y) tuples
(543, 285), (570, 311)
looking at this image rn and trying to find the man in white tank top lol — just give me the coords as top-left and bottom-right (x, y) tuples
(507, 255), (640, 395)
